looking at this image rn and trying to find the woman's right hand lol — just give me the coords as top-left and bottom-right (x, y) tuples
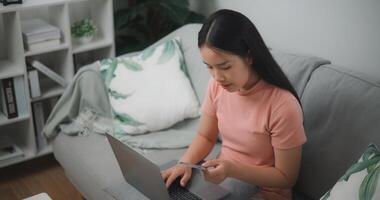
(161, 164), (192, 188)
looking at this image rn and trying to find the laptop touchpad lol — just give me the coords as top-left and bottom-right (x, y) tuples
(187, 170), (230, 200)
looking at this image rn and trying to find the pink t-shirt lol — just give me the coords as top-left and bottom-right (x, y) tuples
(201, 78), (307, 200)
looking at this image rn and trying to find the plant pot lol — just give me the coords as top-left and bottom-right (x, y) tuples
(75, 35), (94, 44)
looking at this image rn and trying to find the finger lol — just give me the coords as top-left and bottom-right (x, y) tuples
(202, 170), (212, 181)
(180, 171), (191, 187)
(165, 174), (177, 188)
(161, 170), (169, 180)
(202, 159), (219, 168)
(203, 173), (216, 184)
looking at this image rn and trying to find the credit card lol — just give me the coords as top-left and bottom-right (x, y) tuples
(178, 161), (206, 171)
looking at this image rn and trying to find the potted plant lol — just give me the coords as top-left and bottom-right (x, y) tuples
(71, 19), (97, 44)
(114, 0), (205, 55)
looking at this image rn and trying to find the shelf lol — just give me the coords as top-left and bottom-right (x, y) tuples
(36, 144), (52, 157)
(0, 0), (114, 168)
(0, 0), (67, 14)
(0, 154), (29, 168)
(72, 37), (113, 54)
(25, 43), (70, 57)
(0, 113), (29, 126)
(73, 45), (114, 71)
(0, 147), (34, 168)
(69, 0), (114, 54)
(0, 143), (52, 168)
(0, 60), (25, 79)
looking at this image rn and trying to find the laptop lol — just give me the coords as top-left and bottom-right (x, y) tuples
(106, 133), (230, 200)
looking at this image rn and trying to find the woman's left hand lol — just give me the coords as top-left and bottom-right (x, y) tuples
(202, 159), (234, 184)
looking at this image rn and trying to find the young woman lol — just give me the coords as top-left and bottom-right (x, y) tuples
(161, 9), (307, 200)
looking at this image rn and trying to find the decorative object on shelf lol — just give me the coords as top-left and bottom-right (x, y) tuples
(0, 0), (22, 6)
(71, 19), (97, 45)
(114, 0), (205, 55)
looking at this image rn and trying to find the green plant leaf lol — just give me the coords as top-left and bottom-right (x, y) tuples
(159, 2), (189, 25)
(161, 0), (189, 9)
(339, 155), (380, 182)
(112, 109), (144, 127)
(119, 59), (143, 71)
(185, 11), (206, 23)
(157, 40), (175, 64)
(71, 19), (97, 37)
(114, 7), (140, 29)
(363, 144), (379, 161)
(359, 165), (380, 200)
(320, 189), (331, 200)
(362, 144), (380, 173)
(108, 89), (131, 100)
(114, 0), (204, 55)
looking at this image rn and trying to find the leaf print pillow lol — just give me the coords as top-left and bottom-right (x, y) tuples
(99, 37), (200, 135)
(320, 143), (380, 200)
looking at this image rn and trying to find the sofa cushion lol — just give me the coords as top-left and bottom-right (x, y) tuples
(295, 64), (380, 199)
(101, 38), (200, 135)
(271, 50), (331, 97)
(140, 24), (210, 104)
(320, 143), (380, 200)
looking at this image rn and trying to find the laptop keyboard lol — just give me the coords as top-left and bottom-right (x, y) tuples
(168, 179), (202, 200)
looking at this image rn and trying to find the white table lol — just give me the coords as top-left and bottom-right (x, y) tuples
(23, 193), (52, 200)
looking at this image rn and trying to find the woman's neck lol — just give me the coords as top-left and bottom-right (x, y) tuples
(240, 73), (261, 92)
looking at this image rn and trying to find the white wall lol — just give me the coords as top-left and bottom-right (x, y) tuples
(190, 0), (380, 78)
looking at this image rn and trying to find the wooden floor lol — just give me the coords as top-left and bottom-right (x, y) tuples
(0, 154), (82, 200)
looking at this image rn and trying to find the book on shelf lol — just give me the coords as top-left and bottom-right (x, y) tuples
(27, 60), (67, 87)
(21, 19), (61, 43)
(32, 102), (48, 151)
(21, 18), (61, 51)
(0, 85), (8, 117)
(0, 135), (24, 162)
(0, 78), (18, 119)
(32, 97), (59, 151)
(28, 69), (42, 98)
(24, 39), (61, 52)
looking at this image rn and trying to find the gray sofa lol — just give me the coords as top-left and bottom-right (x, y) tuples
(51, 24), (380, 200)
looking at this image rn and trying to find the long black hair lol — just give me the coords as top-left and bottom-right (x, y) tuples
(198, 9), (301, 105)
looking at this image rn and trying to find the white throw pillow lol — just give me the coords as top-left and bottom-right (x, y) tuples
(99, 38), (200, 135)
(320, 143), (380, 200)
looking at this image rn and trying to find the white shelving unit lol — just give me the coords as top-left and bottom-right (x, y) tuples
(0, 0), (115, 168)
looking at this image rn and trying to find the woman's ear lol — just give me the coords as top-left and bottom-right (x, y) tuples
(245, 51), (253, 65)
(247, 57), (253, 65)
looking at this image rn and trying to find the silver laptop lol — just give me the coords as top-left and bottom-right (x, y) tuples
(106, 133), (230, 200)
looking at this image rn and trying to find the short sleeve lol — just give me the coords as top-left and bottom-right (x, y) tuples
(201, 79), (218, 117)
(269, 96), (307, 149)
